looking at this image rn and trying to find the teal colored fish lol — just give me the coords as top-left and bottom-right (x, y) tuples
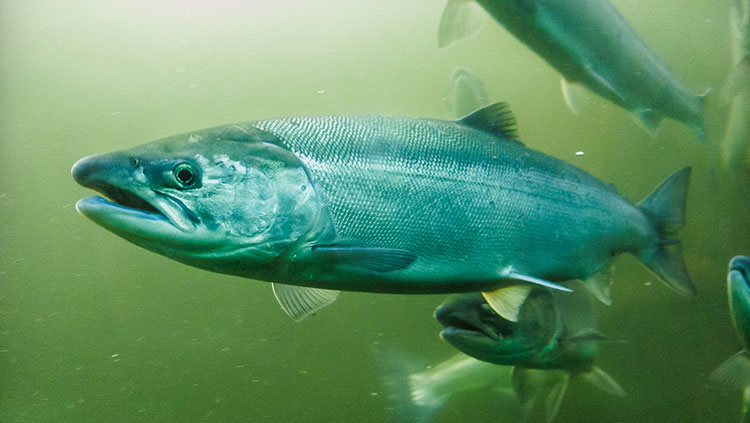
(434, 286), (625, 422)
(708, 256), (750, 423)
(71, 104), (695, 321)
(721, 0), (750, 175)
(438, 0), (707, 141)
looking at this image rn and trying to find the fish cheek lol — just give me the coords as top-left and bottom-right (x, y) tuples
(196, 167), (277, 239)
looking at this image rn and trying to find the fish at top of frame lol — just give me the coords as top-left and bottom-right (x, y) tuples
(438, 0), (709, 142)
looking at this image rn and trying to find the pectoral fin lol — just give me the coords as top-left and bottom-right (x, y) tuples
(482, 285), (532, 322)
(272, 283), (340, 322)
(312, 245), (417, 273)
(438, 0), (486, 48)
(483, 270), (572, 321)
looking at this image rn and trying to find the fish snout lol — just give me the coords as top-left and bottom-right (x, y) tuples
(729, 255), (750, 282)
(433, 304), (452, 326)
(71, 153), (131, 189)
(71, 154), (103, 187)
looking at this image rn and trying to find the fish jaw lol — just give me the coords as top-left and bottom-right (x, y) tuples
(71, 153), (228, 256)
(729, 256), (750, 350)
(435, 293), (537, 365)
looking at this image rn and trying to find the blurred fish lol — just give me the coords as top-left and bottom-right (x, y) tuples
(71, 103), (694, 322)
(449, 68), (491, 118)
(434, 286), (625, 422)
(708, 256), (750, 422)
(721, 0), (750, 174)
(374, 350), (523, 423)
(438, 0), (708, 141)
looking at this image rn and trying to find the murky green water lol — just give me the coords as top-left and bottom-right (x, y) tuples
(1, 1), (748, 421)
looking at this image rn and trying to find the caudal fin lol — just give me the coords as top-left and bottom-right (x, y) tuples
(636, 167), (696, 297)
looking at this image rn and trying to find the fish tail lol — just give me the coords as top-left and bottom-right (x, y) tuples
(636, 167), (696, 297)
(371, 345), (441, 423)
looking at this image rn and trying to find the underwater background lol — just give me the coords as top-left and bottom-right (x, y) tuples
(1, 0), (748, 421)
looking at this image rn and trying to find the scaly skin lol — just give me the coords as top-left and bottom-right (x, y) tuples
(72, 109), (691, 296)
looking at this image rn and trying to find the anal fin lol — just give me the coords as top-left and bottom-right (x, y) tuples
(272, 283), (340, 322)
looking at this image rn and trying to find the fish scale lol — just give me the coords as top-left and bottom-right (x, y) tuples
(253, 114), (650, 286)
(71, 104), (694, 308)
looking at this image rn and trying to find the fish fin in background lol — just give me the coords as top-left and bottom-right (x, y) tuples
(691, 89), (710, 144)
(566, 329), (609, 344)
(633, 108), (664, 138)
(707, 350), (750, 391)
(512, 367), (570, 423)
(458, 102), (522, 143)
(721, 58), (750, 102)
(311, 245), (417, 273)
(272, 284), (340, 321)
(371, 345), (438, 423)
(560, 79), (592, 115)
(578, 366), (627, 397)
(482, 285), (532, 322)
(584, 265), (614, 306)
(449, 67), (491, 118)
(438, 0), (486, 49)
(636, 167), (696, 297)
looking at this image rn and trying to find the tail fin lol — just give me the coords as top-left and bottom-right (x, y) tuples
(636, 167), (696, 297)
(371, 345), (439, 423)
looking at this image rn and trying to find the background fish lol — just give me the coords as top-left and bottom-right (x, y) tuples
(434, 285), (625, 422)
(708, 256), (750, 423)
(721, 0), (750, 176)
(439, 0), (708, 141)
(71, 105), (695, 322)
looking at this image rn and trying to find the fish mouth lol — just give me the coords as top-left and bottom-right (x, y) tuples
(435, 295), (515, 342)
(72, 155), (198, 234)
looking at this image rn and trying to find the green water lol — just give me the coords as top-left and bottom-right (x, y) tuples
(1, 0), (748, 421)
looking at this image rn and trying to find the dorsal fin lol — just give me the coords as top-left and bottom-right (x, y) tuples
(457, 102), (521, 144)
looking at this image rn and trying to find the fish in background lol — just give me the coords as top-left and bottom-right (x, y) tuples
(435, 287), (625, 422)
(448, 68), (491, 118)
(438, 0), (708, 142)
(708, 256), (750, 423)
(71, 103), (695, 323)
(375, 284), (624, 422)
(721, 0), (750, 176)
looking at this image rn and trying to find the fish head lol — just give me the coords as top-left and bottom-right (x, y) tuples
(434, 291), (559, 366)
(728, 256), (750, 349)
(72, 124), (328, 273)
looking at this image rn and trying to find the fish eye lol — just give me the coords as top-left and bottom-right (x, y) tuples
(173, 163), (198, 188)
(130, 157), (140, 167)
